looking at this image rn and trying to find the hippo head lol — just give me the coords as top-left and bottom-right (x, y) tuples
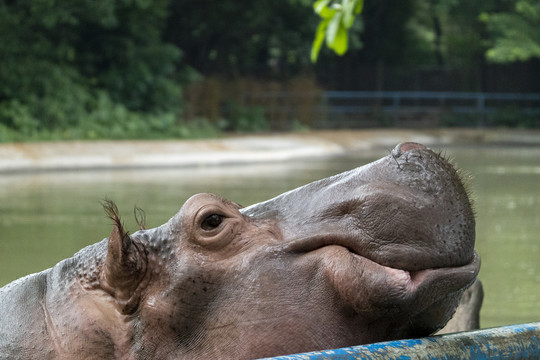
(94, 143), (479, 358)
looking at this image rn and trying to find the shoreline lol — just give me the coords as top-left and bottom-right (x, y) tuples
(1, 128), (539, 174)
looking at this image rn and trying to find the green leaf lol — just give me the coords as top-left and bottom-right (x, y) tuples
(330, 24), (349, 55)
(326, 11), (343, 46)
(313, 0), (330, 13)
(311, 18), (329, 62)
(354, 0), (364, 14)
(320, 7), (337, 20)
(342, 0), (356, 28)
(311, 0), (364, 62)
(314, 0), (335, 19)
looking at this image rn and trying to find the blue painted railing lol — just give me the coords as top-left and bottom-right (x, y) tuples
(262, 322), (540, 359)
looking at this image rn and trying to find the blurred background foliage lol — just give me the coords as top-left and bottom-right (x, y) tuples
(0, 0), (539, 141)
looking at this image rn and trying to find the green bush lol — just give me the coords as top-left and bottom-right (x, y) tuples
(223, 101), (269, 133)
(0, 100), (39, 138)
(0, 0), (187, 142)
(0, 88), (221, 142)
(439, 113), (480, 127)
(486, 106), (540, 128)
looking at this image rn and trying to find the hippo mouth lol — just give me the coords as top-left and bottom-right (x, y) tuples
(344, 243), (479, 313)
(286, 237), (480, 319)
(341, 244), (480, 293)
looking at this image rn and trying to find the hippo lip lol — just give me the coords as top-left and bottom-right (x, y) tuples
(342, 241), (473, 273)
(345, 246), (479, 285)
(285, 234), (463, 272)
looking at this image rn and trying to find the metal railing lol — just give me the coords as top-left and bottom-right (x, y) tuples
(321, 91), (540, 127)
(244, 91), (540, 129)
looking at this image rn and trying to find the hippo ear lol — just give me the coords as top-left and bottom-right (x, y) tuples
(101, 200), (147, 314)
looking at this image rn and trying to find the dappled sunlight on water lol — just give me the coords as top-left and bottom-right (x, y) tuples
(0, 145), (538, 328)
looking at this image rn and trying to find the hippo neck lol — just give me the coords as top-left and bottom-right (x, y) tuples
(47, 240), (138, 358)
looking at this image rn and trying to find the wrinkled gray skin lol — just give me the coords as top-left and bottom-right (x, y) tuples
(0, 143), (480, 359)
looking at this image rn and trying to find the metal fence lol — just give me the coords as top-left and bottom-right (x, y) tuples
(322, 91), (540, 128)
(245, 91), (540, 129)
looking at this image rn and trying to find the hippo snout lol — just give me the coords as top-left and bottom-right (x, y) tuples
(243, 142), (478, 338)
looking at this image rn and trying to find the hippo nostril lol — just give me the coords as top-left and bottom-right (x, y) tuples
(398, 142), (427, 152)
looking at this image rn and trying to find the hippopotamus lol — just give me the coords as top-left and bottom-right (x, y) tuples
(0, 142), (480, 359)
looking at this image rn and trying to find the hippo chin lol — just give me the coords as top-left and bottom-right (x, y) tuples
(0, 143), (480, 359)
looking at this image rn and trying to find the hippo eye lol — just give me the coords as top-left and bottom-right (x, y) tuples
(201, 214), (223, 231)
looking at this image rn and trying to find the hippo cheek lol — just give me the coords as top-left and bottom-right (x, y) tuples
(315, 245), (480, 328)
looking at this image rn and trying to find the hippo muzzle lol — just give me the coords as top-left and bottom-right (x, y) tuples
(0, 142), (479, 359)
(239, 142), (479, 338)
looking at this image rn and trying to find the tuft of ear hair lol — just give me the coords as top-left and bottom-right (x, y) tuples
(103, 199), (129, 239)
(101, 199), (147, 314)
(134, 205), (146, 230)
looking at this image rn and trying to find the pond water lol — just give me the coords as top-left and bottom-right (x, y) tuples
(0, 144), (538, 329)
